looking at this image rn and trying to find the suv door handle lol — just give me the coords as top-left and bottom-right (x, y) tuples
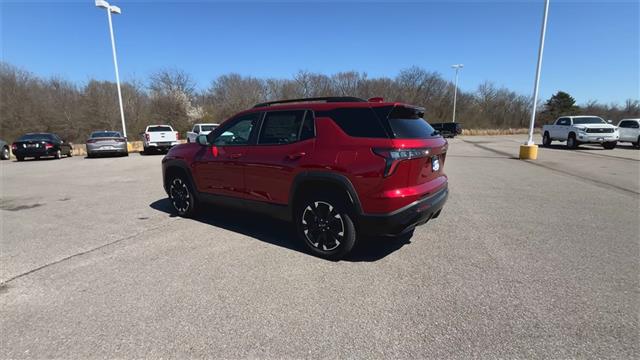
(287, 152), (306, 160)
(229, 153), (243, 159)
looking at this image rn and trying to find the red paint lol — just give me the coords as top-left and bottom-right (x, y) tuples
(163, 99), (448, 215)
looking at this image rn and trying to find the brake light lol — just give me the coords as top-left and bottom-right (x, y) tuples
(45, 142), (54, 149)
(11, 144), (17, 151)
(372, 148), (430, 177)
(176, 132), (180, 140)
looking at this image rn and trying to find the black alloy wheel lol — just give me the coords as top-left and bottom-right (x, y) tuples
(169, 176), (196, 217)
(297, 196), (356, 260)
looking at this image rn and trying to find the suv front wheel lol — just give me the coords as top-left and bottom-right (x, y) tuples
(296, 194), (356, 260)
(168, 175), (197, 217)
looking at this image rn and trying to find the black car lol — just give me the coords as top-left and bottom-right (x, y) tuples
(430, 122), (462, 138)
(12, 133), (73, 161)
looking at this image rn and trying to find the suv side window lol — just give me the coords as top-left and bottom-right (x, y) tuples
(211, 113), (259, 146)
(620, 121), (639, 128)
(259, 110), (310, 145)
(300, 111), (315, 141)
(193, 125), (200, 133)
(325, 107), (388, 138)
(557, 118), (570, 126)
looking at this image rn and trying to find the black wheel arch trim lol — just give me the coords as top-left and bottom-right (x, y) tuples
(162, 159), (199, 200)
(289, 171), (364, 216)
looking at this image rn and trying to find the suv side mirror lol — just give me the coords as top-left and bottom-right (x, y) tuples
(196, 134), (209, 146)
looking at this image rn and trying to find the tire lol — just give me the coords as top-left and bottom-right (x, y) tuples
(295, 193), (357, 260)
(67, 149), (72, 157)
(635, 137), (640, 149)
(0, 146), (9, 160)
(567, 134), (578, 149)
(542, 132), (551, 147)
(602, 141), (617, 150)
(54, 149), (62, 159)
(16, 156), (24, 162)
(168, 174), (197, 217)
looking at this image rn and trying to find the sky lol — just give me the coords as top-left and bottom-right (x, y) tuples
(1, 0), (638, 105)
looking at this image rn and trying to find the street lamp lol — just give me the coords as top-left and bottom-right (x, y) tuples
(520, 0), (550, 160)
(451, 64), (464, 123)
(95, 0), (127, 139)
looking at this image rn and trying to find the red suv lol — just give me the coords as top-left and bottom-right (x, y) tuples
(162, 97), (448, 259)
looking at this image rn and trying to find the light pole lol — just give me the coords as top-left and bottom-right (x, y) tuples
(451, 64), (463, 123)
(520, 0), (550, 160)
(95, 0), (127, 139)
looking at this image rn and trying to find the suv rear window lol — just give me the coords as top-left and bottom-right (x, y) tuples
(324, 108), (388, 138)
(91, 131), (121, 138)
(148, 126), (173, 132)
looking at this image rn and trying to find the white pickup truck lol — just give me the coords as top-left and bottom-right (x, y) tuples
(616, 119), (640, 149)
(141, 125), (180, 154)
(542, 116), (619, 149)
(186, 123), (219, 143)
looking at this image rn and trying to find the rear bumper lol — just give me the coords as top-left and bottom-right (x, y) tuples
(13, 148), (58, 157)
(86, 143), (127, 153)
(146, 142), (179, 149)
(358, 185), (448, 236)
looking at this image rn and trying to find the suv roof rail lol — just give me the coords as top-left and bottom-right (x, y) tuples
(253, 96), (367, 108)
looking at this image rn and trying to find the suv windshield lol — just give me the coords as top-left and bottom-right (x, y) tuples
(18, 134), (54, 141)
(91, 131), (121, 138)
(201, 125), (217, 132)
(573, 117), (606, 125)
(148, 126), (173, 132)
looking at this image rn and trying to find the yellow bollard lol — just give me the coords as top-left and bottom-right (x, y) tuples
(519, 144), (538, 160)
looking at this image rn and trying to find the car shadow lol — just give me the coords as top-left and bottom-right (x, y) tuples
(543, 144), (610, 151)
(149, 198), (411, 262)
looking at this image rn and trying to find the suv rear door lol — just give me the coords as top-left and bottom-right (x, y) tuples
(192, 113), (260, 199)
(243, 110), (315, 204)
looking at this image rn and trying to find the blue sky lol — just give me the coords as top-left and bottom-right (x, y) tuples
(1, 0), (638, 104)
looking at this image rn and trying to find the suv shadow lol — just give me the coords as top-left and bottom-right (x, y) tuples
(149, 198), (411, 262)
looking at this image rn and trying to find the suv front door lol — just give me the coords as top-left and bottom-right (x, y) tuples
(243, 110), (315, 205)
(192, 113), (260, 199)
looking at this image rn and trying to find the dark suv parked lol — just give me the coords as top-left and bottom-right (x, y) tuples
(162, 97), (449, 259)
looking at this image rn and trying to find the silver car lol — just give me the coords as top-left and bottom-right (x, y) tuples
(0, 139), (9, 160)
(86, 131), (128, 157)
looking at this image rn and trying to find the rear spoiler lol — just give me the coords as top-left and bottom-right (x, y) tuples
(375, 104), (425, 120)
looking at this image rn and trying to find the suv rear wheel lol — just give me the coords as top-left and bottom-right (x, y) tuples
(296, 194), (356, 260)
(168, 175), (197, 217)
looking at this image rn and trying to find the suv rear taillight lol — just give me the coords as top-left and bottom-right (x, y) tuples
(87, 139), (97, 143)
(372, 148), (430, 177)
(45, 142), (53, 149)
(176, 132), (180, 140)
(145, 134), (150, 142)
(11, 144), (17, 151)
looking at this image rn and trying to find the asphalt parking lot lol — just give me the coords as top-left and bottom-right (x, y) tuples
(1, 135), (638, 358)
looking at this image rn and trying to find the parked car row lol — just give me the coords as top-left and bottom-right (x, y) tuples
(542, 116), (640, 149)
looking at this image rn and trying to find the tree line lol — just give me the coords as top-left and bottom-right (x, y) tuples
(1, 62), (638, 143)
